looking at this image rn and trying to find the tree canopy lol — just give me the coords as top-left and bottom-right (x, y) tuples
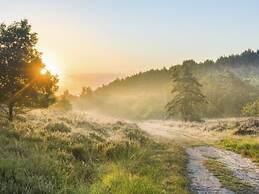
(0, 19), (58, 120)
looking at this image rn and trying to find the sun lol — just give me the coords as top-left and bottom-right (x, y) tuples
(42, 55), (61, 76)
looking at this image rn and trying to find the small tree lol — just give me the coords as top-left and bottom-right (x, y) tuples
(242, 99), (259, 117)
(80, 86), (92, 98)
(166, 65), (207, 121)
(0, 20), (58, 121)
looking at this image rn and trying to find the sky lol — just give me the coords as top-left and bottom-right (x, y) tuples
(1, 0), (259, 93)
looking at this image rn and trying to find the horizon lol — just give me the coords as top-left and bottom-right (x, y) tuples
(1, 0), (259, 93)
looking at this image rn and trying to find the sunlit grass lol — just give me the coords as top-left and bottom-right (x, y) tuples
(218, 137), (259, 164)
(0, 111), (190, 194)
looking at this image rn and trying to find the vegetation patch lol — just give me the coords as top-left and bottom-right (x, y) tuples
(219, 138), (259, 164)
(89, 164), (162, 194)
(44, 122), (71, 133)
(0, 112), (190, 194)
(204, 159), (255, 193)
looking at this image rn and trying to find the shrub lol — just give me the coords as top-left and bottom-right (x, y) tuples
(242, 99), (259, 117)
(45, 122), (71, 133)
(71, 144), (88, 162)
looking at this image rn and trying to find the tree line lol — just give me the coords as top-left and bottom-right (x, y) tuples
(77, 50), (259, 120)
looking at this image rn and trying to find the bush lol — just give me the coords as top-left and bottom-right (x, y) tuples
(242, 99), (259, 117)
(45, 122), (71, 133)
(71, 144), (88, 162)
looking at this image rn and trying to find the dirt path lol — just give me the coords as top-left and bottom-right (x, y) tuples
(138, 120), (259, 194)
(75, 113), (259, 193)
(187, 147), (234, 194)
(187, 146), (259, 193)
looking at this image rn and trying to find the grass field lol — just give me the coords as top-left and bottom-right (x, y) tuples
(0, 111), (190, 194)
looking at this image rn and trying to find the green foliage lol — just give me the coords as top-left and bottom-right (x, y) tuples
(242, 99), (259, 117)
(0, 19), (58, 121)
(200, 71), (259, 117)
(74, 68), (170, 119)
(166, 65), (207, 121)
(78, 50), (259, 120)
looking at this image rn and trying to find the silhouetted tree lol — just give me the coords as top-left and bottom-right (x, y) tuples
(166, 65), (207, 121)
(80, 86), (92, 98)
(0, 19), (58, 121)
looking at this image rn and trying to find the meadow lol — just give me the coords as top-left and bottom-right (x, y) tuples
(0, 111), (190, 194)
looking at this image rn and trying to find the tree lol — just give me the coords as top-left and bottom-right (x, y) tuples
(0, 19), (58, 121)
(80, 86), (92, 98)
(242, 99), (259, 117)
(166, 65), (207, 121)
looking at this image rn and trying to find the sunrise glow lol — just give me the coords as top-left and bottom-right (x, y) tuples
(42, 54), (61, 76)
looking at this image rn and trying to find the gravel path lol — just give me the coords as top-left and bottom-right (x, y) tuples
(138, 120), (259, 194)
(187, 147), (234, 194)
(187, 146), (259, 193)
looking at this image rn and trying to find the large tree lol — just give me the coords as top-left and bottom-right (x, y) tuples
(166, 64), (207, 121)
(0, 19), (58, 121)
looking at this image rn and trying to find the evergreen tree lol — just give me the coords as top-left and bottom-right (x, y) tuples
(166, 65), (207, 121)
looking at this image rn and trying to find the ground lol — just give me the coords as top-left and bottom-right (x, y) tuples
(1, 111), (259, 193)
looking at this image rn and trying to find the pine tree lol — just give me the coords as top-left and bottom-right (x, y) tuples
(166, 65), (207, 121)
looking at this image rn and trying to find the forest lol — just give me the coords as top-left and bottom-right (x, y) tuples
(72, 50), (259, 120)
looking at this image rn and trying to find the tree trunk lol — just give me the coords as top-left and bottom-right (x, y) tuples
(8, 104), (14, 121)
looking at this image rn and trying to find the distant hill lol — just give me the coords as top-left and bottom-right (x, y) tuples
(75, 50), (259, 119)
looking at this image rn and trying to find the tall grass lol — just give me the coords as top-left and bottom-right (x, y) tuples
(0, 111), (190, 194)
(219, 137), (259, 163)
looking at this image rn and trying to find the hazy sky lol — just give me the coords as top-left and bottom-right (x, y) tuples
(1, 0), (259, 92)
